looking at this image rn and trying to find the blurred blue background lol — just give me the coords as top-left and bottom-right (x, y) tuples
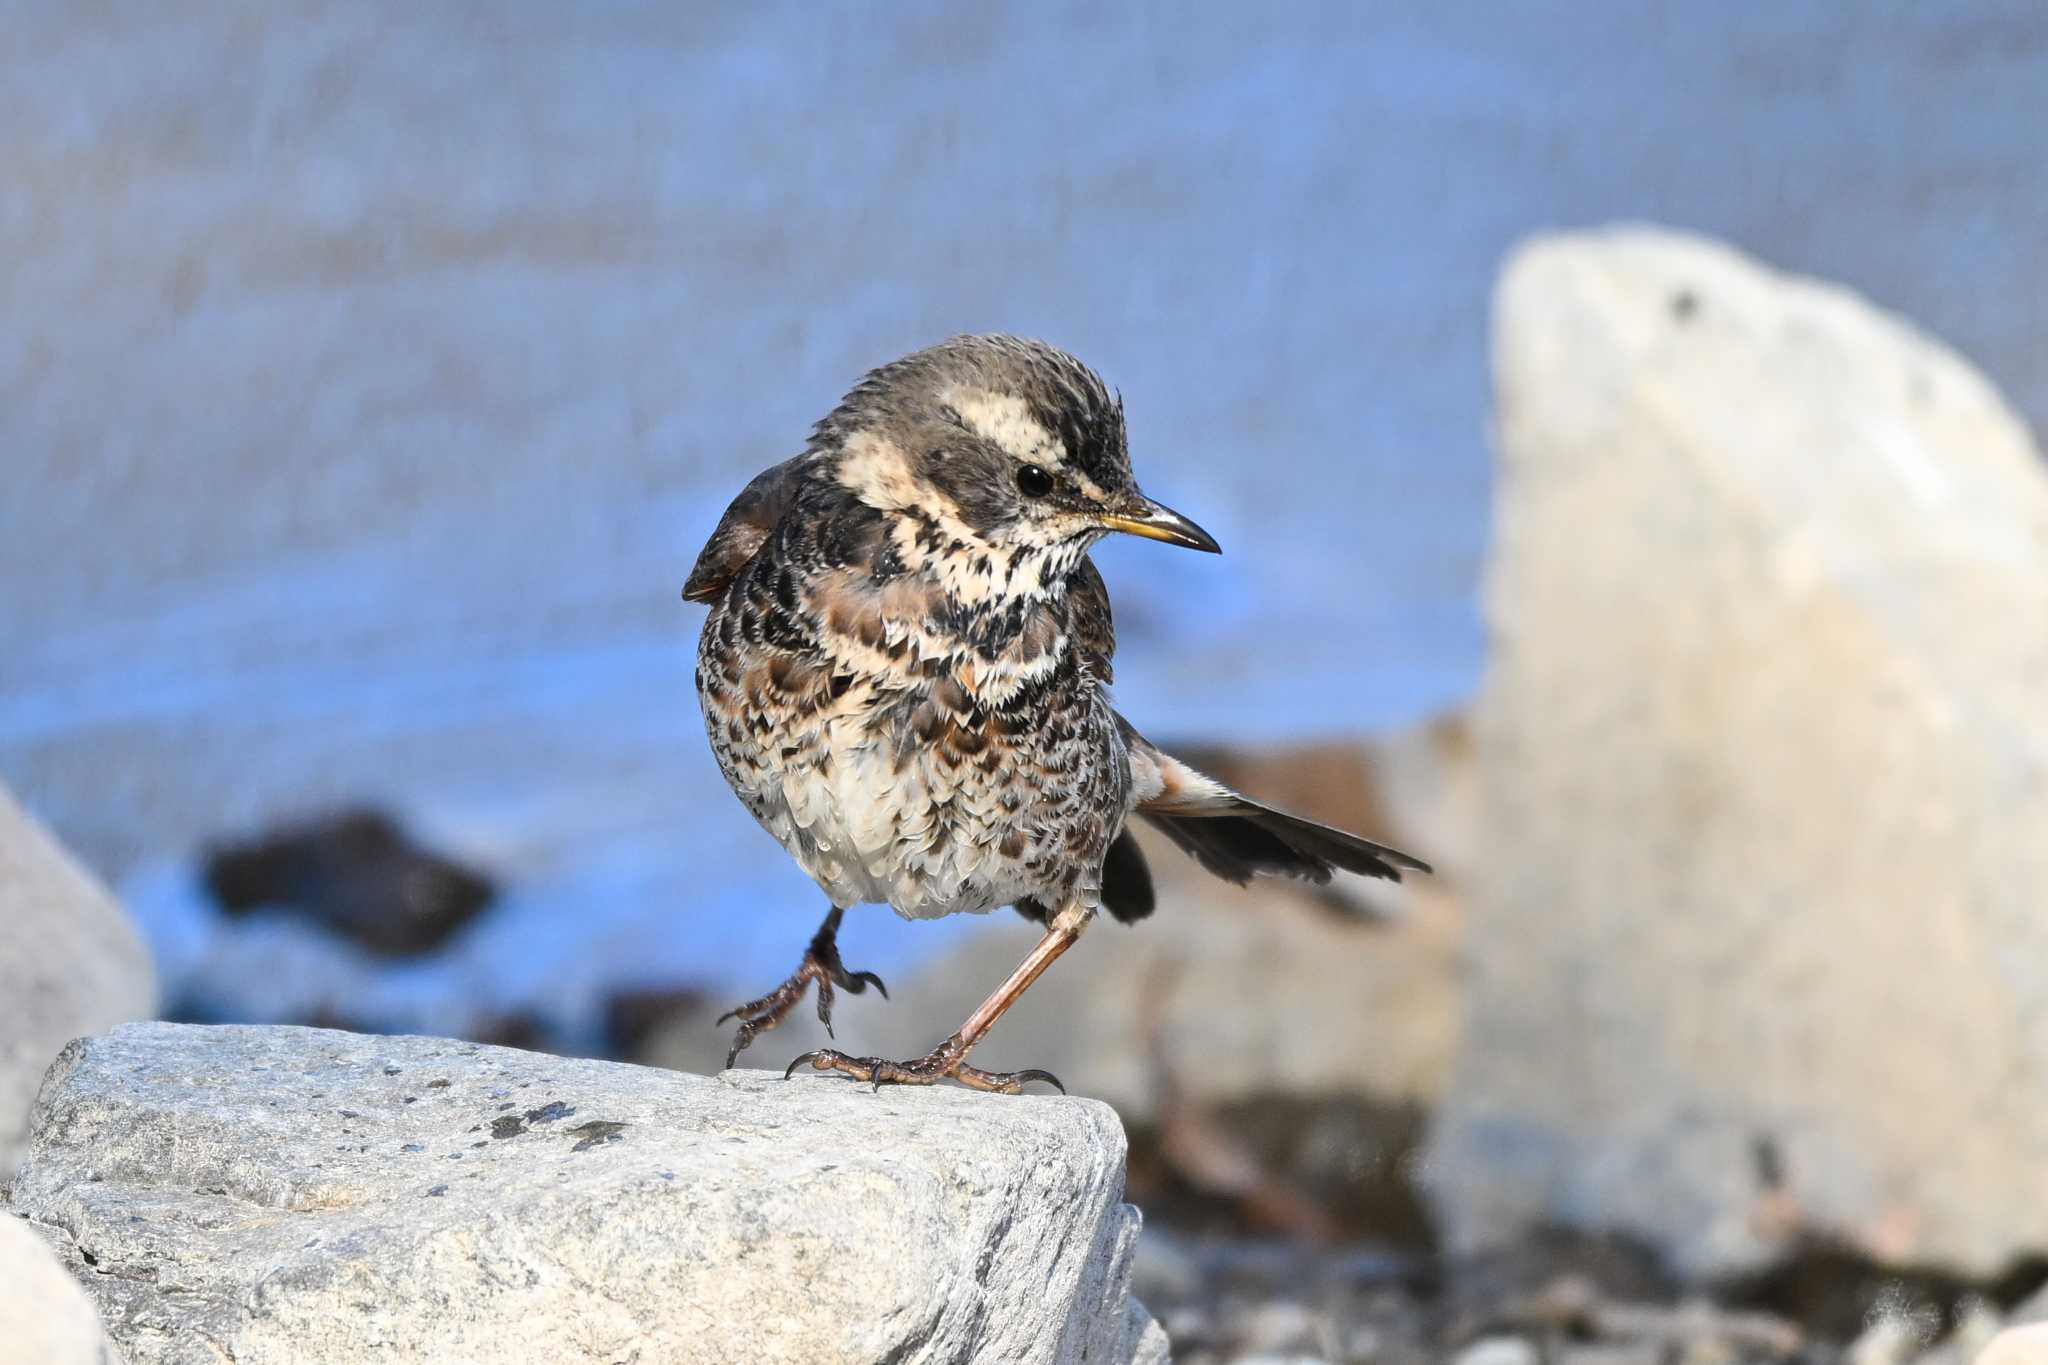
(3, 3), (2042, 1043)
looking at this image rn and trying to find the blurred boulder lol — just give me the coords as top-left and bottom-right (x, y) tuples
(1121, 1090), (1435, 1249)
(203, 807), (494, 958)
(0, 1212), (123, 1365)
(643, 717), (1472, 1120)
(1429, 226), (2048, 1277)
(600, 983), (714, 1060)
(0, 780), (155, 1182)
(14, 1023), (1165, 1365)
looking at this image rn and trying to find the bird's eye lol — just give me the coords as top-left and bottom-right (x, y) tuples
(1016, 464), (1054, 498)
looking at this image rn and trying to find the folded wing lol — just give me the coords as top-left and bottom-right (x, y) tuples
(683, 455), (811, 604)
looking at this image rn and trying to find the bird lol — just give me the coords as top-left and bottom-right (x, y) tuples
(683, 334), (1429, 1093)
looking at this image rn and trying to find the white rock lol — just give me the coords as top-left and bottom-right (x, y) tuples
(1453, 1337), (1539, 1365)
(1428, 225), (2048, 1276)
(1978, 1325), (2048, 1365)
(0, 1211), (124, 1365)
(13, 1023), (1166, 1365)
(0, 780), (155, 1182)
(1848, 1312), (1938, 1365)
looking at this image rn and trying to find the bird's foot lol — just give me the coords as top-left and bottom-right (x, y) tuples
(717, 909), (886, 1068)
(783, 1035), (1064, 1095)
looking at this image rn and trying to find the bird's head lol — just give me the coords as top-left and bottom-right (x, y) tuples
(817, 335), (1219, 595)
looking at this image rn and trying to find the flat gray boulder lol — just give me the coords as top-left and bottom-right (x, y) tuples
(14, 1023), (1167, 1365)
(1429, 225), (2048, 1277)
(0, 780), (155, 1182)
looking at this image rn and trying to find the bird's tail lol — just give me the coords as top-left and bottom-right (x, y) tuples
(1128, 730), (1430, 887)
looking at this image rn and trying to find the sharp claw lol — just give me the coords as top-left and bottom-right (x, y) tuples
(722, 921), (889, 1075)
(779, 1045), (1055, 1095)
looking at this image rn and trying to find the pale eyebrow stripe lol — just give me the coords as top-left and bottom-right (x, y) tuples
(944, 387), (1066, 468)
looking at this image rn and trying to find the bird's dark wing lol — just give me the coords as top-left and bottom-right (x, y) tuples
(682, 456), (810, 604)
(1066, 556), (1116, 684)
(1124, 724), (1430, 891)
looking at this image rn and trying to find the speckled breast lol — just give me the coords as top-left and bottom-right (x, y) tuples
(695, 552), (1129, 919)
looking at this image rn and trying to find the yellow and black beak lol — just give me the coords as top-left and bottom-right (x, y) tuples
(1095, 495), (1222, 554)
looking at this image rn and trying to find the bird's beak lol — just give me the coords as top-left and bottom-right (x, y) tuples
(1094, 495), (1222, 554)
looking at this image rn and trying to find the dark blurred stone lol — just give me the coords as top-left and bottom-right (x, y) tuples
(601, 985), (713, 1062)
(1125, 1091), (1435, 1251)
(202, 808), (494, 958)
(1716, 1238), (2048, 1349)
(1433, 1226), (1679, 1346)
(264, 1005), (560, 1057)
(462, 1012), (554, 1054)
(1131, 1220), (2043, 1364)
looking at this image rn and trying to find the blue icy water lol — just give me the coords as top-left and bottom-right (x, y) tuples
(3, 4), (2043, 1040)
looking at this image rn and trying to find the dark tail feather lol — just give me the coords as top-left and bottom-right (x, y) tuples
(1141, 798), (1429, 887)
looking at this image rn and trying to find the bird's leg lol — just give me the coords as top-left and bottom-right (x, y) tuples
(786, 914), (1084, 1094)
(718, 905), (887, 1068)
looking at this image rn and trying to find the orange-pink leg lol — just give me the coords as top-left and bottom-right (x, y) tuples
(785, 919), (1082, 1094)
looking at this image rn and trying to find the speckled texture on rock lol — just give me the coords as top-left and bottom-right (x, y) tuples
(0, 779), (156, 1183)
(1429, 226), (2048, 1277)
(13, 1023), (1168, 1365)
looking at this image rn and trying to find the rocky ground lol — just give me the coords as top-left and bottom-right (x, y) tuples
(13, 1024), (1166, 1365)
(1117, 1147), (2048, 1364)
(11, 1019), (2044, 1364)
(12, 225), (2048, 1362)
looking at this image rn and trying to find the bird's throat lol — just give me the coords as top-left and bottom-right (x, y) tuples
(885, 513), (1091, 613)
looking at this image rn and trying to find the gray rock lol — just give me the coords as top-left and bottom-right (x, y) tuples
(0, 780), (155, 1182)
(1429, 226), (2048, 1276)
(0, 1211), (124, 1365)
(14, 1023), (1167, 1365)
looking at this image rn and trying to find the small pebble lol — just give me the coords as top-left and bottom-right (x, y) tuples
(1454, 1337), (1539, 1365)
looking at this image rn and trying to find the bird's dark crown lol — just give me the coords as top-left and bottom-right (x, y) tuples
(814, 334), (1130, 495)
(810, 335), (1137, 562)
